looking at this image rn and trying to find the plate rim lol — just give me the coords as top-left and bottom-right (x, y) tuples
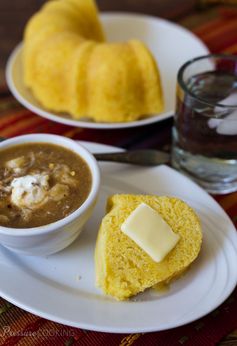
(6, 12), (209, 130)
(0, 141), (237, 333)
(5, 42), (173, 130)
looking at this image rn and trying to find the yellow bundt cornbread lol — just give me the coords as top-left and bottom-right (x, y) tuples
(23, 0), (164, 122)
(95, 194), (202, 300)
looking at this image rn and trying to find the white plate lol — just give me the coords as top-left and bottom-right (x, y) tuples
(0, 141), (237, 333)
(6, 13), (209, 130)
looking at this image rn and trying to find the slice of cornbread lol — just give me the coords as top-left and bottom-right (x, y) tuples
(95, 194), (202, 300)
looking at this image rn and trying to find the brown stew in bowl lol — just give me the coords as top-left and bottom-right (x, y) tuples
(0, 143), (92, 228)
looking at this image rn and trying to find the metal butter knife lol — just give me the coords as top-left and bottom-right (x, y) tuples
(94, 149), (170, 166)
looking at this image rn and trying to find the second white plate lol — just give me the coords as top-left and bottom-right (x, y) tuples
(0, 141), (236, 333)
(6, 13), (209, 129)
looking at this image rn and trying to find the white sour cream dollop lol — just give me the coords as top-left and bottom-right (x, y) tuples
(10, 174), (49, 209)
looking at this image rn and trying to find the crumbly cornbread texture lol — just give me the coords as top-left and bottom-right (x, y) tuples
(23, 0), (164, 122)
(95, 194), (202, 300)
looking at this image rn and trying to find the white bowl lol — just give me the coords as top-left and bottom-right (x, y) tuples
(0, 134), (101, 256)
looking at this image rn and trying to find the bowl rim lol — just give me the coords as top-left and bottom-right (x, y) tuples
(0, 134), (101, 236)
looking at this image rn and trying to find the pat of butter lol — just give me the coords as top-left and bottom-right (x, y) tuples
(121, 203), (180, 262)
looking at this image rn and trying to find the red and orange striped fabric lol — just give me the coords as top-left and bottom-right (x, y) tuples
(0, 7), (237, 346)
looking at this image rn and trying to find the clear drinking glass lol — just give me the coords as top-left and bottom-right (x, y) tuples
(171, 54), (237, 194)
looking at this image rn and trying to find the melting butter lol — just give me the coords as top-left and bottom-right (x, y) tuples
(121, 203), (180, 262)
